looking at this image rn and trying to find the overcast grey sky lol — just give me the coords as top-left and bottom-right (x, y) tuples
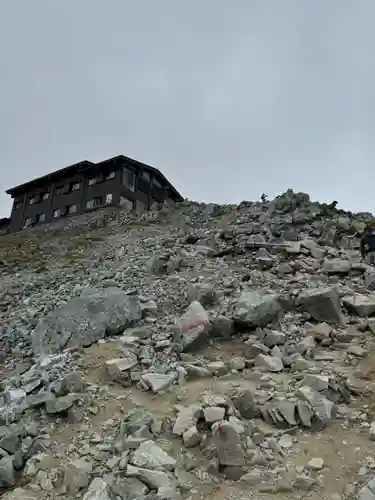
(1, 1), (375, 217)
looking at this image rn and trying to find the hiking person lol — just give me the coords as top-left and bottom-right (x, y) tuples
(360, 225), (375, 265)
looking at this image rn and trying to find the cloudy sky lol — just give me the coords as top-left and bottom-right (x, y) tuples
(1, 1), (375, 217)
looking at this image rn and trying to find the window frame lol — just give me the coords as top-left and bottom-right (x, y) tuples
(70, 182), (81, 192)
(105, 171), (115, 181)
(122, 167), (136, 192)
(67, 204), (77, 214)
(36, 213), (46, 223)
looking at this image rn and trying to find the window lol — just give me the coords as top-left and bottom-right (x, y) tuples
(153, 178), (162, 188)
(122, 168), (136, 192)
(85, 199), (94, 209)
(42, 193), (50, 201)
(67, 204), (77, 214)
(29, 195), (39, 205)
(14, 201), (22, 210)
(53, 208), (61, 218)
(88, 175), (103, 186)
(71, 182), (80, 192)
(94, 196), (102, 207)
(55, 186), (63, 195)
(141, 171), (151, 182)
(119, 196), (134, 212)
(36, 213), (46, 223)
(105, 171), (115, 180)
(105, 193), (113, 205)
(23, 217), (32, 228)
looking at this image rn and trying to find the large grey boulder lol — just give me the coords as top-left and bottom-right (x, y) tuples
(32, 287), (142, 354)
(297, 386), (337, 429)
(322, 258), (351, 274)
(233, 290), (282, 327)
(212, 421), (245, 466)
(342, 294), (375, 317)
(83, 478), (116, 500)
(297, 287), (342, 324)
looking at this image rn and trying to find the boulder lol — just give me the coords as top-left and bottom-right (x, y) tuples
(212, 421), (245, 466)
(175, 301), (211, 352)
(83, 478), (116, 500)
(233, 290), (282, 327)
(342, 294), (375, 317)
(297, 287), (342, 324)
(32, 287), (142, 354)
(131, 440), (176, 470)
(297, 386), (337, 429)
(322, 258), (351, 274)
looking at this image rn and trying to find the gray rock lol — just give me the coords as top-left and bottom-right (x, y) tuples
(297, 386), (337, 429)
(297, 287), (342, 324)
(32, 287), (142, 354)
(126, 464), (175, 491)
(131, 440), (176, 470)
(212, 421), (245, 466)
(232, 390), (261, 419)
(63, 459), (93, 495)
(254, 354), (283, 372)
(176, 301), (211, 352)
(0, 426), (20, 454)
(210, 315), (234, 339)
(173, 404), (201, 436)
(106, 354), (138, 380)
(233, 290), (282, 327)
(1, 489), (39, 500)
(182, 426), (201, 448)
(141, 373), (177, 393)
(54, 371), (85, 396)
(83, 478), (116, 500)
(228, 357), (246, 371)
(343, 294), (375, 317)
(187, 284), (217, 307)
(203, 407), (226, 423)
(347, 345), (367, 357)
(0, 455), (15, 488)
(322, 258), (351, 274)
(264, 330), (286, 348)
(302, 374), (329, 392)
(45, 394), (78, 414)
(112, 478), (149, 499)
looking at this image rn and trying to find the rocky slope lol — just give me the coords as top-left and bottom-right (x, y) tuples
(1, 190), (375, 499)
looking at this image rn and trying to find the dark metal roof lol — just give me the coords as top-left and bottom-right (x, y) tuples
(6, 160), (94, 196)
(6, 155), (183, 201)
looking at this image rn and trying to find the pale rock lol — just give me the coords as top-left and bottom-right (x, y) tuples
(173, 404), (201, 436)
(83, 478), (115, 500)
(343, 294), (375, 317)
(297, 287), (342, 324)
(302, 374), (329, 392)
(212, 421), (245, 466)
(126, 464), (175, 491)
(182, 426), (201, 448)
(141, 372), (177, 393)
(233, 290), (282, 327)
(203, 406), (226, 423)
(228, 357), (246, 371)
(131, 440), (176, 470)
(254, 354), (283, 372)
(307, 457), (324, 470)
(105, 353), (138, 378)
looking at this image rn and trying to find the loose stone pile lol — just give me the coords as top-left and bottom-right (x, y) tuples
(2, 190), (375, 498)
